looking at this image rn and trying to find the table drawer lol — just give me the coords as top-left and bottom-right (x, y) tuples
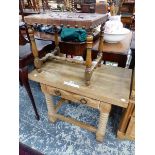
(46, 85), (100, 109)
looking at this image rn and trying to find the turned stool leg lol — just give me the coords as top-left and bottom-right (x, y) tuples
(98, 23), (104, 67)
(96, 103), (111, 142)
(27, 0), (33, 9)
(21, 0), (25, 9)
(36, 0), (40, 12)
(85, 34), (93, 86)
(28, 27), (42, 72)
(44, 93), (57, 123)
(44, 0), (49, 9)
(31, 0), (37, 11)
(53, 25), (62, 56)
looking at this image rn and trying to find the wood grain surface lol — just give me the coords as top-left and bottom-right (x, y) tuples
(28, 61), (132, 108)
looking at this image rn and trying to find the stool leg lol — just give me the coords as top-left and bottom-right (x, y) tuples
(28, 27), (42, 72)
(96, 103), (111, 142)
(53, 25), (61, 56)
(98, 23), (104, 67)
(85, 34), (93, 86)
(44, 93), (57, 123)
(20, 66), (40, 120)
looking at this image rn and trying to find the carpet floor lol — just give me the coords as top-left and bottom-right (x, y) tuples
(19, 80), (135, 155)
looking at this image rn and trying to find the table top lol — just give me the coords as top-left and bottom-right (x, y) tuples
(24, 12), (108, 29)
(93, 31), (132, 55)
(28, 61), (132, 108)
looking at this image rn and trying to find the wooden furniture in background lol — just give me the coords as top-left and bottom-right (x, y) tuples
(20, 0), (40, 13)
(92, 31), (133, 68)
(84, 0), (96, 3)
(28, 60), (132, 142)
(19, 142), (43, 155)
(110, 2), (117, 16)
(95, 1), (107, 14)
(19, 0), (50, 16)
(24, 12), (108, 86)
(19, 25), (54, 120)
(81, 3), (96, 13)
(120, 0), (135, 29)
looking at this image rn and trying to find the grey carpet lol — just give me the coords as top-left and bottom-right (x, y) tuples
(19, 79), (135, 155)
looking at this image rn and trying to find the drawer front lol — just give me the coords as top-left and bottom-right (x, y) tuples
(46, 86), (100, 109)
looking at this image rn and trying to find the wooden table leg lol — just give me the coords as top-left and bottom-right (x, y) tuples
(44, 93), (57, 123)
(19, 73), (23, 86)
(117, 92), (135, 139)
(96, 102), (111, 142)
(20, 66), (40, 120)
(117, 69), (135, 139)
(85, 33), (93, 86)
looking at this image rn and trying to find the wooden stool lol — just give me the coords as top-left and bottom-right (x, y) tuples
(24, 12), (108, 86)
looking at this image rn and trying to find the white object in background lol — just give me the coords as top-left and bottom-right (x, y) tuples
(96, 0), (106, 2)
(104, 15), (130, 43)
(104, 28), (130, 43)
(73, 56), (84, 61)
(104, 15), (123, 34)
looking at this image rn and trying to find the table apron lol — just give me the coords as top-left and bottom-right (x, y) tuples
(41, 84), (100, 109)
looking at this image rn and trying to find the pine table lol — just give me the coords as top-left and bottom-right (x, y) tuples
(28, 60), (132, 142)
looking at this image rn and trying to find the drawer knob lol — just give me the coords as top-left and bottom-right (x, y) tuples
(54, 90), (61, 96)
(80, 98), (87, 104)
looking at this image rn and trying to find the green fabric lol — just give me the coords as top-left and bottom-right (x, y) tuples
(60, 28), (87, 42)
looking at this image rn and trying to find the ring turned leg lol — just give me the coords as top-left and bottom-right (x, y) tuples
(96, 103), (111, 142)
(53, 25), (62, 56)
(44, 93), (57, 123)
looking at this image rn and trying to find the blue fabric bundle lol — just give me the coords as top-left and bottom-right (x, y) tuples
(60, 28), (87, 42)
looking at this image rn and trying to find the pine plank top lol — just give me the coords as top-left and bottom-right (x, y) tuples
(28, 60), (132, 108)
